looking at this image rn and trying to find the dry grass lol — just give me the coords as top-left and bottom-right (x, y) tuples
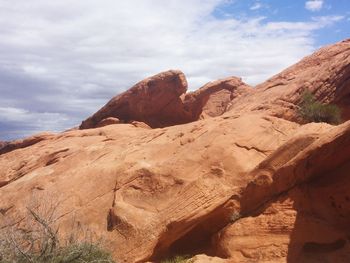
(0, 194), (115, 263)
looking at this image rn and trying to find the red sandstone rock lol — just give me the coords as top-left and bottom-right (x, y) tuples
(129, 121), (151, 129)
(79, 70), (188, 129)
(1, 39), (350, 263)
(0, 132), (55, 156)
(182, 76), (253, 119)
(96, 117), (121, 128)
(80, 71), (253, 130)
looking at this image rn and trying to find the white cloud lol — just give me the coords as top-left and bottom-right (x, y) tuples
(305, 0), (324, 12)
(250, 2), (262, 10)
(0, 0), (344, 140)
(0, 107), (70, 140)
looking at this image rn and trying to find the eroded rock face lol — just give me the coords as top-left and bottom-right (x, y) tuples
(1, 39), (350, 263)
(214, 162), (350, 263)
(214, 121), (350, 262)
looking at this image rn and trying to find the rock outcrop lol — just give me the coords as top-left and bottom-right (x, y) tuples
(80, 70), (189, 129)
(80, 71), (252, 129)
(80, 40), (349, 131)
(1, 39), (350, 263)
(0, 132), (55, 156)
(182, 76), (252, 119)
(214, 121), (350, 262)
(229, 39), (350, 123)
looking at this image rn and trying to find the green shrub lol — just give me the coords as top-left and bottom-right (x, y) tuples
(298, 90), (342, 124)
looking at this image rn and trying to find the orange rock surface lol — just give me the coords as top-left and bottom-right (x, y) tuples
(0, 39), (350, 263)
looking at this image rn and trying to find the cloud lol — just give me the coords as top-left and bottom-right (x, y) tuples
(0, 0), (344, 140)
(305, 0), (324, 12)
(250, 2), (263, 10)
(0, 107), (71, 140)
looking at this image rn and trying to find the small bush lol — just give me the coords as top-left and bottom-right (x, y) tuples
(0, 194), (115, 263)
(298, 90), (342, 124)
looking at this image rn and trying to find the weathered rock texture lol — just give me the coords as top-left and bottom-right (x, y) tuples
(214, 121), (350, 262)
(1, 39), (350, 263)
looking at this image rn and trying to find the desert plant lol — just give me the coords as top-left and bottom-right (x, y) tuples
(0, 194), (115, 263)
(298, 90), (342, 124)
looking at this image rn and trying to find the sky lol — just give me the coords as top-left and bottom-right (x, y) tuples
(0, 0), (349, 140)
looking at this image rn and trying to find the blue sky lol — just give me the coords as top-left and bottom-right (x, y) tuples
(213, 0), (349, 46)
(0, 0), (349, 140)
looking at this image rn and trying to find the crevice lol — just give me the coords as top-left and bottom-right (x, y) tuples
(303, 239), (346, 253)
(149, 200), (232, 262)
(234, 142), (270, 156)
(44, 148), (70, 166)
(0, 205), (14, 216)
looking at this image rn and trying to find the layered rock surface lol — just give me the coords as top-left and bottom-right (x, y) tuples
(1, 39), (350, 263)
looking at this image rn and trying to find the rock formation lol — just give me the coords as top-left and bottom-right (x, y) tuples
(0, 39), (350, 263)
(80, 70), (188, 129)
(228, 39), (350, 123)
(79, 71), (252, 129)
(0, 132), (55, 156)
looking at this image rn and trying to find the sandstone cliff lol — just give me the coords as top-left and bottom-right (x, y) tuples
(0, 39), (349, 263)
